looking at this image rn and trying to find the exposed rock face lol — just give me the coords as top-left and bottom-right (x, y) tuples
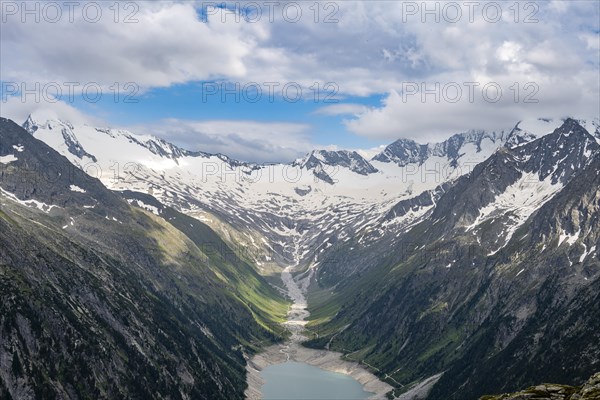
(480, 372), (600, 400)
(295, 149), (379, 181)
(372, 127), (533, 167)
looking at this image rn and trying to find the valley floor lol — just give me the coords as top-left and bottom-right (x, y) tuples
(244, 266), (393, 400)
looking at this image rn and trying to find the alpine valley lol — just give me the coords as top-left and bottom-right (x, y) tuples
(1, 114), (600, 400)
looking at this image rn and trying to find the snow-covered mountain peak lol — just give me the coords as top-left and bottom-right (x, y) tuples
(372, 127), (523, 168)
(370, 119), (571, 169)
(505, 117), (598, 148)
(23, 115), (99, 162)
(504, 122), (537, 148)
(372, 138), (422, 167)
(295, 149), (378, 177)
(23, 113), (74, 133)
(502, 118), (599, 186)
(418, 119), (599, 256)
(22, 115), (264, 171)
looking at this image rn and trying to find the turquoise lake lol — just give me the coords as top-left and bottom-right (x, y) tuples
(260, 361), (373, 400)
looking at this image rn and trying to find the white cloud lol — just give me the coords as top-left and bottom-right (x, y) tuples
(496, 41), (522, 63)
(355, 145), (386, 161)
(128, 119), (315, 163)
(332, 1), (600, 141)
(345, 65), (600, 142)
(579, 33), (600, 51)
(0, 97), (103, 126)
(314, 103), (369, 116)
(1, 2), (267, 89)
(1, 1), (598, 145)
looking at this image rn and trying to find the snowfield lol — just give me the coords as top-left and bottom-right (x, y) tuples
(23, 114), (571, 266)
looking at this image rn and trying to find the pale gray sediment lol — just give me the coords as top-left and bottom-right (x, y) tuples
(394, 373), (443, 400)
(245, 266), (393, 400)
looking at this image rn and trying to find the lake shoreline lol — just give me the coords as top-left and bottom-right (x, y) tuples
(244, 340), (394, 400)
(244, 265), (393, 400)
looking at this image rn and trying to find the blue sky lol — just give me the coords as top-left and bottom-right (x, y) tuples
(69, 82), (387, 150)
(1, 1), (599, 162)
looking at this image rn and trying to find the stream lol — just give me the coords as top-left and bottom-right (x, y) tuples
(256, 266), (375, 400)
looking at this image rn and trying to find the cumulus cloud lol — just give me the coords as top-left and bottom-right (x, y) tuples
(1, 2), (268, 89)
(0, 96), (104, 126)
(1, 1), (598, 144)
(314, 103), (370, 116)
(345, 66), (600, 142)
(335, 1), (600, 140)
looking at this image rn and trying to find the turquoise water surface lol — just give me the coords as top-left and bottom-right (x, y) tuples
(260, 361), (373, 400)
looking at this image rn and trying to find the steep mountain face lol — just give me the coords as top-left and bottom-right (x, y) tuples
(0, 118), (288, 400)
(305, 119), (600, 400)
(307, 119), (580, 286)
(429, 147), (600, 399)
(373, 138), (426, 166)
(424, 119), (598, 243)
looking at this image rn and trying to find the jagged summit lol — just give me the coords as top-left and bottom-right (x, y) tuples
(294, 149), (379, 181)
(20, 114), (576, 173)
(23, 113), (207, 163)
(372, 126), (539, 167)
(371, 118), (568, 168)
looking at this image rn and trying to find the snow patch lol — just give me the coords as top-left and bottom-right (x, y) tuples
(467, 173), (562, 251)
(0, 187), (59, 212)
(0, 154), (18, 164)
(516, 268), (525, 277)
(69, 185), (86, 193)
(558, 229), (580, 247)
(128, 199), (160, 215)
(579, 244), (596, 263)
(382, 205), (434, 231)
